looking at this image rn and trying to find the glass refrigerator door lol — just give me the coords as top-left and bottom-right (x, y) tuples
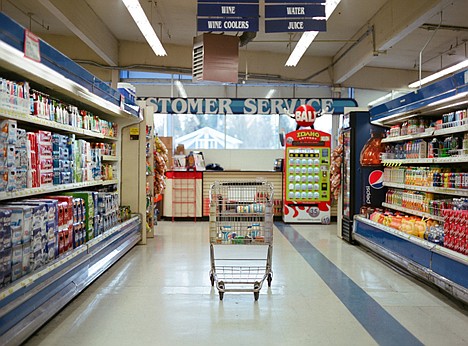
(342, 130), (351, 218)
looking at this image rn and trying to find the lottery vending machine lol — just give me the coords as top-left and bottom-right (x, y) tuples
(283, 129), (331, 224)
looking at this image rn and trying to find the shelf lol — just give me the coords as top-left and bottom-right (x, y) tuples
(0, 109), (118, 141)
(382, 158), (432, 165)
(0, 216), (141, 345)
(0, 40), (139, 123)
(0, 179), (118, 201)
(382, 124), (468, 144)
(102, 155), (119, 162)
(382, 131), (434, 143)
(354, 216), (433, 248)
(382, 156), (468, 165)
(381, 202), (444, 222)
(383, 181), (468, 197)
(434, 123), (468, 137)
(353, 216), (468, 304)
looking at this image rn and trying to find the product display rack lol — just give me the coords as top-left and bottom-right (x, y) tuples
(145, 110), (155, 237)
(0, 14), (142, 345)
(353, 69), (468, 304)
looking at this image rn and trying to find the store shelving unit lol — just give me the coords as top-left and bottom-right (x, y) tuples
(353, 69), (468, 304)
(0, 13), (142, 345)
(145, 110), (155, 237)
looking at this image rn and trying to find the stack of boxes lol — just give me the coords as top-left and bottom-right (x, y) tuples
(0, 191), (120, 287)
(0, 210), (12, 285)
(94, 192), (119, 236)
(0, 119), (17, 192)
(0, 79), (30, 115)
(35, 131), (54, 187)
(15, 128), (28, 190)
(73, 139), (91, 183)
(52, 133), (73, 185)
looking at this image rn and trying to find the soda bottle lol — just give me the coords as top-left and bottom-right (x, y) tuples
(360, 131), (385, 166)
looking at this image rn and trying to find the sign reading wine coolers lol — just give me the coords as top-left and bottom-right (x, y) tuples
(197, 0), (259, 32)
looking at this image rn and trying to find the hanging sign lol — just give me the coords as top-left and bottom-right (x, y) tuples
(197, 0), (259, 32)
(264, 0), (326, 33)
(24, 29), (41, 62)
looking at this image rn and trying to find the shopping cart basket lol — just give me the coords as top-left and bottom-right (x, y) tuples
(209, 181), (274, 300)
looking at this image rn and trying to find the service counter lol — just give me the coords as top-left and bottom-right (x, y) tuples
(162, 170), (283, 219)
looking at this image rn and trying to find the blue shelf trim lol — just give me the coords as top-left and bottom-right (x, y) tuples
(354, 219), (467, 291)
(353, 220), (432, 267)
(370, 69), (468, 122)
(431, 252), (468, 288)
(0, 12), (139, 118)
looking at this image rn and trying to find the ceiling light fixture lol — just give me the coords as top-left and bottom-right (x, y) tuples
(285, 0), (341, 67)
(408, 59), (468, 88)
(122, 0), (167, 56)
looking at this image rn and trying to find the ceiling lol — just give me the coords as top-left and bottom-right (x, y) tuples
(1, 0), (468, 90)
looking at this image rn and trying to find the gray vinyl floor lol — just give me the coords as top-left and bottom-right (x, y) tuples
(23, 221), (468, 346)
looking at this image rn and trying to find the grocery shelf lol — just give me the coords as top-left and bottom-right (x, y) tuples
(381, 202), (444, 222)
(0, 109), (118, 141)
(433, 156), (468, 164)
(0, 180), (118, 201)
(102, 155), (119, 162)
(0, 215), (142, 345)
(381, 131), (434, 143)
(434, 123), (468, 137)
(381, 124), (468, 144)
(354, 216), (433, 248)
(383, 181), (468, 197)
(353, 216), (468, 304)
(382, 158), (432, 165)
(0, 40), (138, 122)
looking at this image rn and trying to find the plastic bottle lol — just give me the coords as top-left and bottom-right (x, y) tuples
(360, 131), (385, 166)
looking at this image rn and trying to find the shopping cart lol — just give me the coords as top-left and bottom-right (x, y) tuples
(209, 181), (274, 301)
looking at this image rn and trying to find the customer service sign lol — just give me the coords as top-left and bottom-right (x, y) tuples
(142, 98), (357, 115)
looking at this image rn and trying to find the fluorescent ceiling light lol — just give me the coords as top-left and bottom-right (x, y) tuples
(408, 59), (468, 88)
(122, 0), (166, 57)
(286, 0), (341, 67)
(175, 80), (187, 98)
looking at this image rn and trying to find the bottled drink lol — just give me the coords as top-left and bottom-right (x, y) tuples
(360, 131), (385, 166)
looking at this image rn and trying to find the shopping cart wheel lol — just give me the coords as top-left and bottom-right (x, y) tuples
(210, 273), (214, 286)
(267, 273), (272, 287)
(254, 282), (260, 301)
(218, 281), (225, 301)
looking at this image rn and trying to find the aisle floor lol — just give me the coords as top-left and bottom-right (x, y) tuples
(24, 221), (468, 346)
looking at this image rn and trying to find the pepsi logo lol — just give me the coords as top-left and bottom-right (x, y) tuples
(368, 170), (384, 189)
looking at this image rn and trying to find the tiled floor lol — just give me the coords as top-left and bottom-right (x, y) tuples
(24, 221), (468, 346)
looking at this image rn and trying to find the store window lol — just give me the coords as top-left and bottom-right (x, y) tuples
(154, 112), (333, 150)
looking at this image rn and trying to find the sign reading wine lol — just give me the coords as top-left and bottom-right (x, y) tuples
(197, 0), (259, 32)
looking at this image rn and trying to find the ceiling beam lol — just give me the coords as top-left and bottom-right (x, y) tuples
(39, 0), (119, 66)
(332, 0), (453, 84)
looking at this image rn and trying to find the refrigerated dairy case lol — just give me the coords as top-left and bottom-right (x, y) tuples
(283, 129), (331, 224)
